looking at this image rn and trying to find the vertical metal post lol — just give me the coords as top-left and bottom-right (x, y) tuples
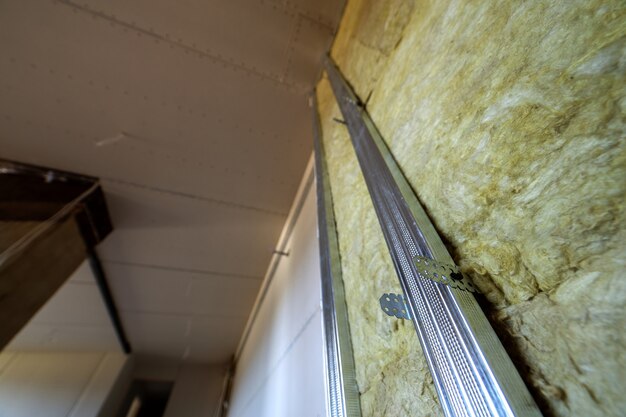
(323, 57), (541, 417)
(314, 94), (362, 417)
(87, 249), (132, 354)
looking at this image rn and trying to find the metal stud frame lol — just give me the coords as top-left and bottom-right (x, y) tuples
(323, 57), (541, 417)
(313, 95), (362, 417)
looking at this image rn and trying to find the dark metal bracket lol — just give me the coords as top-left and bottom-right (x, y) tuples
(0, 159), (131, 354)
(379, 293), (411, 320)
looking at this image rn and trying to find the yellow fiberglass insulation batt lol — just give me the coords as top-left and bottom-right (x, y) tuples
(316, 1), (626, 416)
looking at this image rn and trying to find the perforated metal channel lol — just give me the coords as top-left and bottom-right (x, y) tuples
(324, 57), (542, 417)
(313, 95), (362, 417)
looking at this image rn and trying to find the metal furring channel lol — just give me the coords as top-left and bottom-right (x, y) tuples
(314, 94), (362, 417)
(323, 57), (542, 417)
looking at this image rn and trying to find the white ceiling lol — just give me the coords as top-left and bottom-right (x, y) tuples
(0, 0), (343, 366)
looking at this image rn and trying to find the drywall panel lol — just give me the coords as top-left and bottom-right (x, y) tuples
(227, 174), (326, 417)
(120, 312), (190, 360)
(186, 316), (247, 363)
(105, 261), (261, 318)
(97, 181), (285, 277)
(133, 356), (181, 382)
(77, 0), (296, 81)
(284, 16), (335, 87)
(0, 352), (128, 417)
(235, 308), (325, 417)
(120, 312), (245, 364)
(163, 364), (226, 417)
(0, 0), (313, 214)
(270, 0), (344, 29)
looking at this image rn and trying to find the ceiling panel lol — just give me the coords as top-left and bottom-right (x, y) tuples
(121, 312), (190, 359)
(265, 0), (344, 30)
(121, 312), (245, 363)
(0, 0), (344, 365)
(105, 261), (261, 317)
(0, 0), (311, 213)
(286, 17), (336, 87)
(77, 0), (297, 81)
(97, 180), (286, 276)
(187, 316), (244, 363)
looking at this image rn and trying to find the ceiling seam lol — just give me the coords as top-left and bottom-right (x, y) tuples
(235, 305), (321, 416)
(101, 177), (288, 216)
(102, 260), (264, 281)
(297, 11), (338, 33)
(53, 0), (310, 92)
(5, 54), (303, 152)
(261, 0), (336, 30)
(0, 109), (295, 211)
(281, 14), (302, 82)
(25, 322), (117, 328)
(63, 281), (97, 287)
(282, 15), (334, 85)
(2, 64), (299, 187)
(118, 309), (250, 320)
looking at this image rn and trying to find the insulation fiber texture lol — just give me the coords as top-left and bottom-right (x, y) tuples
(316, 1), (626, 416)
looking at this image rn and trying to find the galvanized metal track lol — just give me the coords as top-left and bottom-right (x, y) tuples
(313, 94), (362, 417)
(323, 57), (542, 417)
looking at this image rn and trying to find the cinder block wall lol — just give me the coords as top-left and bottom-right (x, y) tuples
(316, 1), (626, 416)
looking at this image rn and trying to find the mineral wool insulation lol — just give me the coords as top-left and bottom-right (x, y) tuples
(316, 1), (626, 416)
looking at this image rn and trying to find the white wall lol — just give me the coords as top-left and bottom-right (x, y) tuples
(226, 169), (326, 417)
(163, 364), (226, 417)
(0, 352), (130, 417)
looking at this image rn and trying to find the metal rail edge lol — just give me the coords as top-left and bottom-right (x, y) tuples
(313, 94), (363, 417)
(323, 57), (541, 417)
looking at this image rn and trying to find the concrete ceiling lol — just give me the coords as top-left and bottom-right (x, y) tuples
(0, 0), (343, 367)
